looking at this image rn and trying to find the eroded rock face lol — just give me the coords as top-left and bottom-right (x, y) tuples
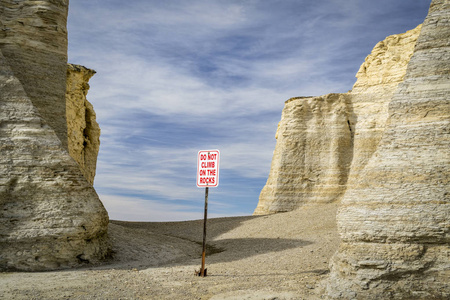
(348, 25), (422, 181)
(325, 1), (450, 298)
(0, 0), (69, 149)
(254, 25), (421, 215)
(0, 0), (109, 271)
(254, 94), (353, 215)
(255, 0), (449, 297)
(66, 64), (100, 185)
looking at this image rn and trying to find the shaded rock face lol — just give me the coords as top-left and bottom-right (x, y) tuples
(254, 94), (353, 215)
(255, 25), (422, 215)
(0, 0), (109, 271)
(66, 64), (100, 185)
(0, 0), (69, 149)
(326, 1), (450, 298)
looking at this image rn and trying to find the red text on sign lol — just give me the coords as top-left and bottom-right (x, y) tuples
(197, 150), (220, 188)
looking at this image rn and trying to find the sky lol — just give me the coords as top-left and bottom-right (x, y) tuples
(67, 0), (431, 222)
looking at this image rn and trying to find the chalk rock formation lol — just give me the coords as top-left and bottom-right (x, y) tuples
(0, 0), (69, 149)
(254, 94), (353, 215)
(254, 25), (421, 215)
(255, 0), (449, 297)
(326, 1), (450, 298)
(348, 24), (422, 181)
(66, 64), (100, 185)
(0, 0), (109, 271)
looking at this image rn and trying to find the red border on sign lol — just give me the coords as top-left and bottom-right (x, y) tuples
(197, 149), (220, 188)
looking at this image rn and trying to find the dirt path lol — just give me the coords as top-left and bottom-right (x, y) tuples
(0, 203), (339, 299)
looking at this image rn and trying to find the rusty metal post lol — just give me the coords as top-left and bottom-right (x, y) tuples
(200, 186), (209, 277)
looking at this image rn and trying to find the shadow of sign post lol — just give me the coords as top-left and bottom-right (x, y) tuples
(196, 149), (220, 277)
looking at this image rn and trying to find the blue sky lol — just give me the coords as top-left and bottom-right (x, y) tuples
(67, 0), (430, 221)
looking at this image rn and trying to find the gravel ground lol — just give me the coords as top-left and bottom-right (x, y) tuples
(0, 203), (339, 299)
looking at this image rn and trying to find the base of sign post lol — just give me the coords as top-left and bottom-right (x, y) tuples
(195, 268), (207, 277)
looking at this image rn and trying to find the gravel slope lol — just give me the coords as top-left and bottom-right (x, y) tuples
(0, 203), (339, 299)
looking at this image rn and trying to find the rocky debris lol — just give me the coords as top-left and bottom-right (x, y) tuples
(254, 94), (353, 215)
(66, 64), (100, 185)
(0, 0), (109, 271)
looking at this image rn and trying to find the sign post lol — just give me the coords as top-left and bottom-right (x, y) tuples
(196, 149), (220, 277)
(200, 186), (208, 277)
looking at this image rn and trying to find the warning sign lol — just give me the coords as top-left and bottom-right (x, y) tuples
(197, 150), (220, 188)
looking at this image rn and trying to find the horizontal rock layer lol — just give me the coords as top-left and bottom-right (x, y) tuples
(0, 0), (109, 271)
(326, 0), (450, 298)
(254, 94), (353, 215)
(348, 24), (422, 182)
(254, 0), (449, 297)
(0, 0), (69, 148)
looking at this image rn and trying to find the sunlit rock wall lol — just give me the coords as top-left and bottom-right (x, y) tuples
(0, 0), (109, 271)
(254, 94), (353, 215)
(66, 64), (100, 185)
(348, 24), (422, 181)
(326, 0), (450, 298)
(254, 24), (421, 215)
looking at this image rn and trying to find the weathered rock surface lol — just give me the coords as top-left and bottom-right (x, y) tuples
(254, 94), (353, 215)
(348, 24), (422, 182)
(255, 0), (449, 297)
(0, 0), (69, 149)
(66, 64), (100, 185)
(0, 0), (109, 271)
(255, 25), (421, 215)
(326, 0), (450, 298)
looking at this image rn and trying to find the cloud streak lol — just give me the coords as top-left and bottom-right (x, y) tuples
(67, 0), (430, 221)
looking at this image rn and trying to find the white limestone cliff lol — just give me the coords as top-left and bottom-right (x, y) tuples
(255, 0), (449, 298)
(0, 0), (109, 271)
(326, 1), (450, 297)
(255, 25), (422, 215)
(254, 94), (353, 215)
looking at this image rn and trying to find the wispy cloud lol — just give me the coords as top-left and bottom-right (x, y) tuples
(68, 0), (430, 221)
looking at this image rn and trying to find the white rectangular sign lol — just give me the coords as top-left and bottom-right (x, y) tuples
(197, 150), (220, 188)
